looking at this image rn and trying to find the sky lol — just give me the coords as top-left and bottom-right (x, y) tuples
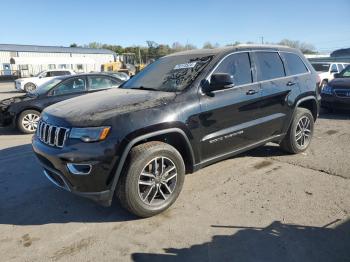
(1, 0), (350, 53)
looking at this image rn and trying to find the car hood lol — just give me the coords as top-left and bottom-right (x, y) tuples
(329, 78), (350, 89)
(0, 94), (36, 109)
(44, 88), (177, 126)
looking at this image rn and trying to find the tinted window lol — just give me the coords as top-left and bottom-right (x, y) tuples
(338, 64), (344, 71)
(312, 63), (330, 72)
(339, 65), (350, 78)
(281, 52), (308, 75)
(53, 77), (86, 95)
(88, 76), (120, 90)
(255, 52), (285, 81)
(51, 71), (69, 76)
(213, 52), (252, 85)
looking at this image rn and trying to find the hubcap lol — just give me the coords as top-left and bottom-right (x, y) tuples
(26, 84), (36, 92)
(295, 116), (312, 148)
(22, 113), (40, 132)
(138, 156), (177, 206)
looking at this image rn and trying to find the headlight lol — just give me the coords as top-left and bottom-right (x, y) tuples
(69, 126), (111, 142)
(321, 85), (333, 95)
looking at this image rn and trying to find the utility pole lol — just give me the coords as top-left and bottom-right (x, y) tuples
(260, 36), (264, 44)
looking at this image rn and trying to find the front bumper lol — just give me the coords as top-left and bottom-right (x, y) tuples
(32, 135), (120, 206)
(321, 94), (350, 110)
(0, 109), (14, 127)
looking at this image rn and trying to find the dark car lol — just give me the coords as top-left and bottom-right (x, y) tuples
(321, 65), (350, 112)
(0, 73), (123, 133)
(32, 45), (320, 217)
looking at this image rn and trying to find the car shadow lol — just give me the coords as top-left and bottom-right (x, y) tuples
(0, 144), (138, 225)
(131, 219), (350, 262)
(0, 126), (23, 135)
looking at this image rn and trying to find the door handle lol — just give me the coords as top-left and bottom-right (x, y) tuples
(246, 89), (258, 95)
(287, 81), (296, 86)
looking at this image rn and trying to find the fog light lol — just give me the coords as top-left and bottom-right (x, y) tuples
(67, 163), (92, 175)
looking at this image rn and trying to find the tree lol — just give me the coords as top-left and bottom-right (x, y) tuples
(278, 39), (316, 54)
(70, 43), (78, 47)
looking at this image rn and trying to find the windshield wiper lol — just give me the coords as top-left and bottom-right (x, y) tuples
(130, 86), (158, 91)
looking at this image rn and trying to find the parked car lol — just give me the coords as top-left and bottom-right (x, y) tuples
(15, 69), (76, 92)
(1, 73), (123, 133)
(321, 65), (350, 111)
(32, 45), (320, 217)
(311, 62), (349, 89)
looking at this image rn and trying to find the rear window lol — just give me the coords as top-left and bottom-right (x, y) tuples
(255, 52), (285, 81)
(281, 52), (308, 76)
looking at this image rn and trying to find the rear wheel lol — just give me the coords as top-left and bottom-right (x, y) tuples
(17, 110), (40, 134)
(24, 82), (36, 92)
(117, 141), (185, 217)
(280, 108), (314, 154)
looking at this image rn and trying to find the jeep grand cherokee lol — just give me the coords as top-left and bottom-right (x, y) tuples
(32, 45), (320, 217)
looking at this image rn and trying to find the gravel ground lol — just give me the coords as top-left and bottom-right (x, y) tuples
(0, 81), (349, 262)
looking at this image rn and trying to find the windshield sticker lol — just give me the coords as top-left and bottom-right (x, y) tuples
(174, 62), (197, 70)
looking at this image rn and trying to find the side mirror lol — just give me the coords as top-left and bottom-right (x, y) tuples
(334, 73), (340, 78)
(330, 69), (338, 74)
(206, 73), (235, 93)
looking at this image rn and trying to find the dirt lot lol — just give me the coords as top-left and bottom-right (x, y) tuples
(0, 81), (349, 262)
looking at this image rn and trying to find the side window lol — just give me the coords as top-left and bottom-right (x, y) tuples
(255, 52), (285, 81)
(213, 52), (252, 86)
(53, 77), (86, 95)
(44, 72), (51, 77)
(281, 52), (308, 76)
(330, 64), (338, 73)
(338, 64), (344, 72)
(88, 76), (115, 90)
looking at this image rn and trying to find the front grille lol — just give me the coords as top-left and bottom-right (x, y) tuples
(334, 89), (350, 98)
(36, 121), (69, 148)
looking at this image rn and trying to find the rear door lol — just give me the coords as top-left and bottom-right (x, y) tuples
(199, 52), (262, 161)
(250, 51), (293, 137)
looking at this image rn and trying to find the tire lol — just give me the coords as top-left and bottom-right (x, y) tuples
(280, 108), (314, 154)
(17, 110), (41, 134)
(24, 82), (36, 92)
(117, 141), (185, 218)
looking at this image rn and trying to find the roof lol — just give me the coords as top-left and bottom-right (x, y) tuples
(0, 44), (116, 55)
(166, 44), (297, 57)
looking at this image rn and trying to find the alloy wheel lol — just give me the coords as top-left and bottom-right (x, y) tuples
(295, 116), (312, 149)
(22, 113), (40, 132)
(138, 156), (177, 206)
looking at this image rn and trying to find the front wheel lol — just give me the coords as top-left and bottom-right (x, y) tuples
(117, 141), (185, 217)
(24, 82), (36, 92)
(280, 108), (314, 154)
(17, 110), (41, 134)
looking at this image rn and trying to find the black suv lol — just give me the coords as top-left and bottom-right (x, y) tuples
(32, 45), (320, 217)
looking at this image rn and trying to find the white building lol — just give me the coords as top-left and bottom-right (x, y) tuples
(0, 44), (116, 78)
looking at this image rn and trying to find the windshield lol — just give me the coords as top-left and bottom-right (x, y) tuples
(311, 63), (330, 72)
(34, 71), (45, 77)
(32, 78), (63, 95)
(121, 54), (213, 92)
(339, 65), (350, 78)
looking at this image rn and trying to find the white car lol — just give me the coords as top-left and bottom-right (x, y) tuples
(311, 62), (349, 89)
(15, 69), (76, 92)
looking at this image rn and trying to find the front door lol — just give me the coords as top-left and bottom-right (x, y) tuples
(198, 52), (263, 161)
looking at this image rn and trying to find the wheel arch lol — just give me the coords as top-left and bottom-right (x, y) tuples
(110, 128), (195, 193)
(296, 96), (318, 121)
